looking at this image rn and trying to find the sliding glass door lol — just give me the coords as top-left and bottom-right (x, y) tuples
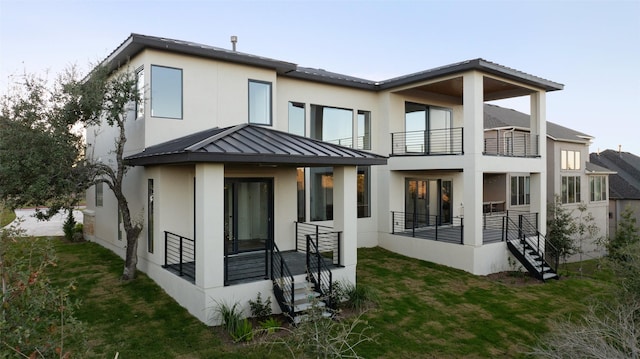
(224, 178), (273, 254)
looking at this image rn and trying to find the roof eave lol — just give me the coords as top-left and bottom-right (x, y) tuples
(125, 152), (387, 167)
(378, 58), (564, 92)
(103, 34), (297, 74)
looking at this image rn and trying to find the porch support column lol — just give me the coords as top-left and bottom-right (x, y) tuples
(530, 91), (547, 160)
(462, 71), (484, 247)
(333, 166), (358, 269)
(195, 163), (225, 289)
(530, 91), (547, 235)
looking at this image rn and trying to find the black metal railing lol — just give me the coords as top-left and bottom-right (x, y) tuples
(504, 214), (559, 277)
(224, 246), (269, 286)
(391, 128), (463, 156)
(483, 132), (539, 157)
(295, 222), (342, 265)
(163, 231), (195, 282)
(391, 212), (464, 244)
(306, 235), (334, 308)
(325, 135), (369, 150)
(271, 243), (295, 318)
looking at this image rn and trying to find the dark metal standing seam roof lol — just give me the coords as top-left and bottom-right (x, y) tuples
(124, 124), (387, 167)
(103, 34), (563, 93)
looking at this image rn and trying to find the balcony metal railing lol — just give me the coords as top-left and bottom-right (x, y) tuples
(391, 128), (463, 156)
(325, 135), (369, 150)
(295, 222), (342, 266)
(163, 231), (195, 283)
(391, 211), (464, 244)
(483, 132), (539, 157)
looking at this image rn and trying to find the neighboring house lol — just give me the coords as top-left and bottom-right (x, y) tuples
(590, 149), (640, 239)
(484, 104), (612, 261)
(85, 34), (564, 325)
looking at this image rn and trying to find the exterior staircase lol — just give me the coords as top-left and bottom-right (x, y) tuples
(507, 237), (558, 281)
(271, 237), (334, 323)
(504, 214), (559, 282)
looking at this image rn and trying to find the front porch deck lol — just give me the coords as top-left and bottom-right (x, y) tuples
(225, 250), (339, 285)
(164, 250), (339, 286)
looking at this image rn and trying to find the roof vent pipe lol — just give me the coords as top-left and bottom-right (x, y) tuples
(618, 144), (622, 154)
(230, 35), (237, 51)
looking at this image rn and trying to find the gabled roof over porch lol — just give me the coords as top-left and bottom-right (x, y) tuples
(124, 124), (387, 167)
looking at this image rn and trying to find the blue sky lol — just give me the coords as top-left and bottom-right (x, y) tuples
(1, 0), (639, 155)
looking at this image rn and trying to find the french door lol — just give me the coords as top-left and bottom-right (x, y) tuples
(224, 178), (273, 254)
(405, 179), (452, 229)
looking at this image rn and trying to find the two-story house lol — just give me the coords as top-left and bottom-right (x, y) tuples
(484, 104), (611, 262)
(84, 34), (564, 325)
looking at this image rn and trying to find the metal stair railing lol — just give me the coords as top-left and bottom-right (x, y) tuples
(519, 214), (559, 276)
(271, 243), (295, 319)
(306, 234), (334, 308)
(504, 215), (559, 281)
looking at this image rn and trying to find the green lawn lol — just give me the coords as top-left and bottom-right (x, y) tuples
(49, 240), (610, 358)
(0, 207), (16, 227)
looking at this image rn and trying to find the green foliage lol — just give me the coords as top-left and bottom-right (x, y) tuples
(0, 206), (15, 227)
(248, 292), (272, 320)
(259, 317), (281, 334)
(0, 72), (87, 217)
(264, 299), (375, 358)
(342, 282), (379, 312)
(62, 209), (76, 241)
(0, 226), (87, 357)
(547, 195), (578, 263)
(607, 206), (640, 262)
(232, 319), (254, 343)
(215, 301), (253, 342)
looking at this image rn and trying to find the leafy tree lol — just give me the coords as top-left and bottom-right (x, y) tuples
(607, 206), (640, 262)
(0, 223), (86, 357)
(64, 66), (143, 280)
(0, 72), (87, 219)
(546, 195), (577, 264)
(574, 203), (603, 264)
(1, 65), (143, 280)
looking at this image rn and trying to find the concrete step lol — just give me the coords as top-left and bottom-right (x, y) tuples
(543, 272), (558, 280)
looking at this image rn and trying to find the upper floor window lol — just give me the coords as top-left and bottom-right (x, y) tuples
(135, 67), (144, 119)
(590, 176), (607, 202)
(310, 105), (353, 147)
(562, 175), (581, 204)
(249, 80), (272, 125)
(151, 65), (183, 119)
(357, 110), (371, 150)
(510, 175), (530, 206)
(561, 150), (581, 170)
(288, 102), (305, 136)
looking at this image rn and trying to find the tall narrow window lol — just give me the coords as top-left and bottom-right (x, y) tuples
(357, 110), (371, 150)
(288, 102), (305, 136)
(561, 176), (581, 204)
(297, 168), (305, 222)
(147, 179), (154, 253)
(135, 67), (144, 119)
(95, 182), (103, 207)
(117, 210), (122, 241)
(151, 65), (182, 119)
(590, 176), (607, 202)
(510, 175), (530, 206)
(357, 166), (370, 218)
(311, 105), (353, 147)
(310, 167), (333, 221)
(249, 80), (272, 125)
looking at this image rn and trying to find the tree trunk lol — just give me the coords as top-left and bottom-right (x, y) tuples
(122, 227), (141, 281)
